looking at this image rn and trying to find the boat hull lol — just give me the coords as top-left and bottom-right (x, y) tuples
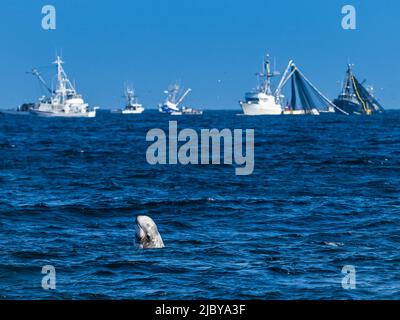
(283, 109), (320, 116)
(240, 101), (282, 115)
(121, 108), (144, 114)
(161, 110), (203, 116)
(159, 104), (181, 114)
(0, 110), (31, 116)
(182, 111), (203, 115)
(333, 99), (364, 115)
(30, 110), (97, 118)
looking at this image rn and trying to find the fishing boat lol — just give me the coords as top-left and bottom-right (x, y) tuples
(333, 64), (384, 115)
(28, 56), (98, 118)
(239, 55), (283, 115)
(113, 87), (144, 114)
(0, 103), (35, 115)
(159, 84), (202, 115)
(180, 106), (203, 115)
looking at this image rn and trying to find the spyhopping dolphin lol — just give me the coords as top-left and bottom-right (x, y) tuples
(135, 216), (165, 249)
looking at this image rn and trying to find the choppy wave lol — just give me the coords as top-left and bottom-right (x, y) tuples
(0, 110), (399, 299)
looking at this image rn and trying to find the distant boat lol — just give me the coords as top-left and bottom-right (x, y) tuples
(113, 87), (144, 114)
(28, 56), (98, 118)
(239, 55), (283, 115)
(0, 103), (35, 115)
(159, 84), (202, 115)
(333, 64), (384, 115)
(180, 106), (203, 115)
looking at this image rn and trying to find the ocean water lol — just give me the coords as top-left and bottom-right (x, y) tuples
(0, 110), (399, 300)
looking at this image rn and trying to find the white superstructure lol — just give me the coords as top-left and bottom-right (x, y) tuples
(240, 55), (283, 115)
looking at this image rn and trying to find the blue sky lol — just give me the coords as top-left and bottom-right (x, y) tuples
(0, 0), (399, 109)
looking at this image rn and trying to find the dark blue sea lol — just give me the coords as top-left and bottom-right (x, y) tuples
(0, 110), (399, 300)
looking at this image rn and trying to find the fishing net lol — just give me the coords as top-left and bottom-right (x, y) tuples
(287, 69), (332, 112)
(352, 76), (384, 113)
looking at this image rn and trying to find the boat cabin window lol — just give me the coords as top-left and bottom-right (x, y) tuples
(246, 97), (260, 102)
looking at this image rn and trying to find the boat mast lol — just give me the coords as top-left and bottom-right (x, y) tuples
(166, 84), (180, 103)
(54, 56), (76, 99)
(342, 64), (353, 96)
(257, 54), (277, 95)
(264, 55), (272, 94)
(126, 88), (135, 106)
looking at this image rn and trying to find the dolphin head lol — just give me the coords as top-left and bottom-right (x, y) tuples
(135, 216), (165, 249)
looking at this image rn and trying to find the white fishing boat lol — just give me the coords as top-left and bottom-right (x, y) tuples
(113, 87), (144, 114)
(240, 55), (283, 115)
(29, 56), (97, 118)
(159, 84), (202, 115)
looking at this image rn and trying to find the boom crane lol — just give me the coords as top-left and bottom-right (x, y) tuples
(28, 69), (53, 95)
(176, 88), (192, 107)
